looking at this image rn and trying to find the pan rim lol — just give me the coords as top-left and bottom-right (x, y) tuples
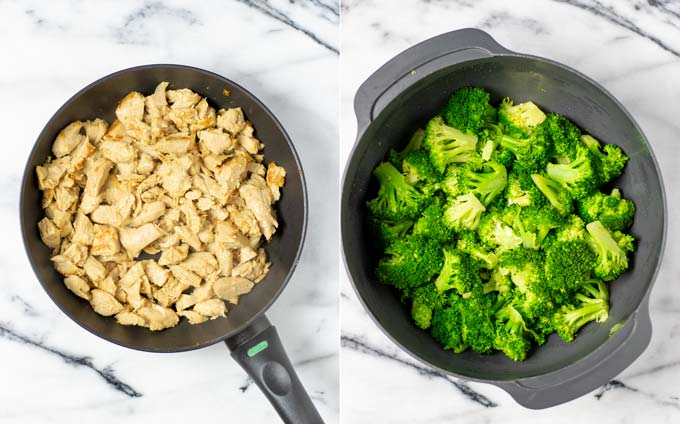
(341, 53), (667, 382)
(20, 63), (308, 353)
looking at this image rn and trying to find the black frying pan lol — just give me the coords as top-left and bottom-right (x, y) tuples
(341, 29), (666, 408)
(20, 65), (323, 423)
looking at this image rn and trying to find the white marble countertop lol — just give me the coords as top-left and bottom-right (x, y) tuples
(0, 1), (338, 423)
(340, 0), (680, 422)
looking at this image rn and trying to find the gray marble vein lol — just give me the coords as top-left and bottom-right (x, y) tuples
(0, 323), (142, 398)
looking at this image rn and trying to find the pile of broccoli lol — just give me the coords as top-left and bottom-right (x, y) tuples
(367, 87), (636, 361)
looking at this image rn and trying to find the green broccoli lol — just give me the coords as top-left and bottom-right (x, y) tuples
(402, 149), (440, 188)
(424, 116), (479, 173)
(553, 279), (609, 342)
(388, 128), (425, 170)
(443, 193), (486, 231)
(368, 217), (414, 251)
(412, 197), (455, 243)
(521, 205), (564, 247)
(585, 221), (633, 281)
(367, 161), (426, 220)
(458, 161), (508, 206)
(478, 210), (523, 252)
(544, 240), (597, 292)
(498, 97), (547, 137)
(545, 145), (598, 199)
(441, 87), (497, 137)
(482, 266), (512, 294)
(431, 304), (468, 353)
(541, 113), (583, 159)
(494, 301), (536, 361)
(531, 173), (574, 216)
(376, 235), (444, 290)
(410, 284), (442, 330)
(434, 249), (480, 296)
(555, 214), (588, 242)
(581, 135), (628, 184)
(456, 230), (499, 269)
(578, 188), (635, 231)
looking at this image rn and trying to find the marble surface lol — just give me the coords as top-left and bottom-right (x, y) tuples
(340, 0), (680, 422)
(0, 1), (338, 423)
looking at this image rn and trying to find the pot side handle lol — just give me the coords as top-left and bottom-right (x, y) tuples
(225, 315), (324, 424)
(496, 298), (652, 409)
(353, 28), (513, 134)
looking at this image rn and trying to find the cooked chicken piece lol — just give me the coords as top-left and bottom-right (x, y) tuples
(228, 206), (261, 239)
(137, 303), (179, 331)
(247, 162), (266, 177)
(140, 274), (153, 297)
(167, 88), (201, 109)
(83, 118), (108, 145)
(68, 138), (95, 171)
(36, 160), (66, 191)
(137, 153), (157, 175)
(119, 263), (145, 309)
(154, 276), (190, 307)
(192, 298), (226, 319)
(54, 186), (79, 212)
(202, 154), (226, 173)
(210, 242), (233, 276)
(100, 139), (136, 163)
(143, 260), (169, 287)
(216, 108), (246, 135)
(214, 221), (250, 248)
(38, 218), (61, 249)
(83, 256), (107, 283)
(196, 197), (214, 211)
(198, 128), (233, 155)
(119, 223), (163, 258)
(64, 275), (91, 300)
(45, 205), (71, 228)
(115, 92), (145, 125)
(209, 206), (229, 222)
(90, 289), (124, 316)
(84, 157), (113, 196)
(180, 252), (218, 278)
(103, 119), (126, 141)
(158, 244), (189, 266)
(97, 275), (118, 296)
(169, 264), (202, 287)
(232, 249), (269, 282)
(195, 174), (228, 205)
(116, 311), (147, 327)
(239, 177), (277, 240)
(158, 156), (192, 198)
(174, 294), (197, 312)
(53, 121), (86, 158)
(198, 227), (214, 244)
(62, 243), (88, 267)
(178, 310), (208, 324)
(175, 225), (202, 250)
(215, 156), (249, 196)
(193, 98), (217, 131)
(91, 224), (120, 256)
(155, 133), (194, 154)
(146, 82), (169, 118)
(127, 200), (165, 228)
(240, 246), (258, 263)
(51, 255), (82, 276)
(236, 124), (261, 155)
(213, 276), (254, 302)
(191, 281), (214, 301)
(91, 205), (123, 226)
(266, 162), (286, 202)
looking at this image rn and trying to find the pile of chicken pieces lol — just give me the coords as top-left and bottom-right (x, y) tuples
(36, 82), (286, 330)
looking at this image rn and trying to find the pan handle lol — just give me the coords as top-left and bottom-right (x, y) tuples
(225, 315), (324, 423)
(354, 28), (513, 135)
(495, 297), (652, 409)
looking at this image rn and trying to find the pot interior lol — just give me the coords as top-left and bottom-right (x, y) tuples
(342, 56), (664, 380)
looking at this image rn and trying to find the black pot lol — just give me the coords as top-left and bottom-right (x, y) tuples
(341, 29), (666, 408)
(21, 65), (323, 423)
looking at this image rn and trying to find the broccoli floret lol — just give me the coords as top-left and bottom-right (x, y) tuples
(544, 240), (597, 292)
(431, 305), (468, 353)
(458, 161), (507, 206)
(443, 193), (486, 231)
(531, 174), (574, 216)
(581, 135), (628, 184)
(498, 98), (547, 137)
(478, 211), (523, 252)
(412, 197), (455, 243)
(410, 284), (442, 330)
(434, 249), (480, 295)
(521, 205), (564, 247)
(367, 162), (426, 220)
(460, 293), (498, 353)
(457, 230), (499, 269)
(555, 214), (588, 242)
(553, 279), (609, 342)
(541, 113), (582, 159)
(494, 301), (536, 361)
(545, 145), (598, 199)
(376, 235), (444, 290)
(441, 166), (461, 198)
(585, 221), (633, 281)
(499, 248), (544, 293)
(424, 116), (479, 173)
(483, 266), (512, 294)
(499, 132), (552, 174)
(578, 188), (635, 231)
(402, 149), (440, 188)
(388, 128), (425, 171)
(368, 217), (413, 251)
(441, 87), (497, 137)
